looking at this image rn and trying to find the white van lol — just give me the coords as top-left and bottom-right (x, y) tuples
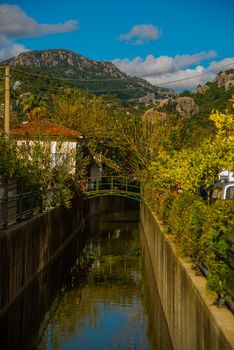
(211, 181), (234, 201)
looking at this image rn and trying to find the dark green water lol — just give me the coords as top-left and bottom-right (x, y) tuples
(0, 206), (173, 350)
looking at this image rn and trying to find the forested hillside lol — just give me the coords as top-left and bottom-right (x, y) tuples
(1, 49), (175, 101)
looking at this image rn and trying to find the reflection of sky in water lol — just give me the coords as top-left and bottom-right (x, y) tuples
(55, 302), (148, 350)
(43, 272), (149, 350)
(39, 213), (150, 350)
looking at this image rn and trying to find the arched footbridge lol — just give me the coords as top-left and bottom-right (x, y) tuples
(81, 176), (141, 201)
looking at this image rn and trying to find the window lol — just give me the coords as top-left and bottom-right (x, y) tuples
(225, 186), (234, 200)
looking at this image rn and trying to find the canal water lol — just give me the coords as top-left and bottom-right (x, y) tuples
(0, 202), (173, 350)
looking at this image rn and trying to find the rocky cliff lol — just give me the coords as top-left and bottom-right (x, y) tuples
(175, 96), (199, 117)
(6, 49), (124, 79)
(1, 49), (175, 101)
(215, 69), (234, 90)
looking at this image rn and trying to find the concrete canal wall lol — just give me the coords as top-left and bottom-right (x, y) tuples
(140, 202), (234, 350)
(0, 201), (83, 316)
(85, 196), (138, 218)
(0, 196), (137, 317)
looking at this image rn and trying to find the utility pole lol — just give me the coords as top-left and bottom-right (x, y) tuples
(4, 66), (10, 135)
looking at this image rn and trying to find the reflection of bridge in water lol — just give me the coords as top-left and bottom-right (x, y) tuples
(83, 176), (141, 201)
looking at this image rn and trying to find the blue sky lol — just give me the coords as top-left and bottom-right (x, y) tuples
(1, 0), (234, 90)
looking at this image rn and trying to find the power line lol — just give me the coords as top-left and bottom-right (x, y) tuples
(140, 49), (234, 78)
(12, 61), (234, 91)
(13, 81), (140, 94)
(14, 62), (234, 87)
(10, 49), (234, 83)
(12, 68), (127, 82)
(154, 62), (234, 86)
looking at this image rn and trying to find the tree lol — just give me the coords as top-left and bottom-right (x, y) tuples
(52, 89), (118, 172)
(147, 96), (234, 193)
(0, 133), (89, 208)
(21, 94), (47, 121)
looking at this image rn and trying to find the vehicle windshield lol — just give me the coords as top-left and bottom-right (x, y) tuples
(226, 185), (234, 200)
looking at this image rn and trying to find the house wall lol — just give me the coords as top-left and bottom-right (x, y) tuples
(16, 140), (77, 172)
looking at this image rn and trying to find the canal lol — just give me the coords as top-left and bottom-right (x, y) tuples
(0, 200), (173, 350)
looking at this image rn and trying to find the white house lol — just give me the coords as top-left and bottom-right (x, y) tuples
(10, 119), (83, 173)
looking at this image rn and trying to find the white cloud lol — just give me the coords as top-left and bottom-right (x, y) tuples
(146, 66), (210, 90)
(0, 4), (79, 60)
(113, 52), (234, 90)
(173, 51), (217, 69)
(113, 51), (218, 77)
(118, 24), (161, 45)
(208, 57), (234, 71)
(0, 43), (29, 61)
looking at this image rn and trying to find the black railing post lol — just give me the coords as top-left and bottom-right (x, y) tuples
(4, 178), (8, 229)
(96, 178), (99, 191)
(19, 183), (23, 222)
(30, 189), (34, 217)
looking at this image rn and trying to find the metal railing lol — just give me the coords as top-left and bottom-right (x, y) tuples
(0, 177), (34, 229)
(82, 176), (141, 201)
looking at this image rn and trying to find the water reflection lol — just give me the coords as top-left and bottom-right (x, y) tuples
(37, 210), (150, 350)
(0, 204), (173, 350)
(141, 228), (174, 350)
(0, 232), (84, 350)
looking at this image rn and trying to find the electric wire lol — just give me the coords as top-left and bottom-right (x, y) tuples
(14, 81), (139, 93)
(9, 48), (234, 81)
(11, 61), (234, 92)
(140, 48), (234, 77)
(151, 62), (234, 86)
(12, 68), (127, 82)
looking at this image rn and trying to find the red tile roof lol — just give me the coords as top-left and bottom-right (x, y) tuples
(10, 120), (83, 140)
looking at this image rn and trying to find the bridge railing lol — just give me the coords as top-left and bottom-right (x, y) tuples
(82, 176), (140, 197)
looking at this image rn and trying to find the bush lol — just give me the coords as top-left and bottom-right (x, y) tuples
(142, 181), (175, 225)
(157, 190), (175, 224)
(168, 192), (207, 260)
(141, 181), (159, 210)
(200, 200), (234, 295)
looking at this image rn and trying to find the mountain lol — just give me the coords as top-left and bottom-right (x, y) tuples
(1, 49), (176, 101)
(142, 67), (234, 147)
(150, 68), (234, 119)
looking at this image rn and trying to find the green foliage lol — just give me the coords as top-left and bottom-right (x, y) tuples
(148, 97), (234, 194)
(200, 200), (234, 295)
(143, 99), (234, 297)
(186, 82), (234, 142)
(193, 84), (234, 121)
(141, 180), (158, 210)
(9, 61), (167, 102)
(0, 134), (22, 177)
(0, 134), (88, 208)
(52, 89), (113, 140)
(143, 185), (233, 296)
(157, 190), (175, 224)
(20, 93), (47, 121)
(168, 192), (207, 259)
(142, 181), (174, 224)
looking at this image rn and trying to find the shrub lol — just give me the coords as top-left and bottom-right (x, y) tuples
(168, 192), (207, 260)
(200, 200), (234, 295)
(157, 190), (175, 224)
